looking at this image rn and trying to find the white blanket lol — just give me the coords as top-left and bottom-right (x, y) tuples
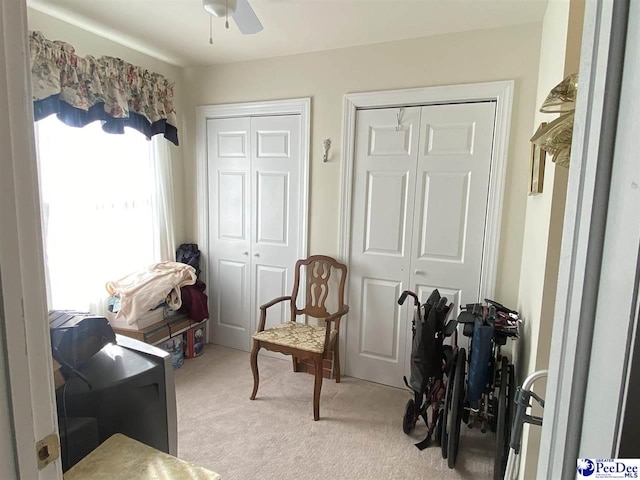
(106, 261), (197, 325)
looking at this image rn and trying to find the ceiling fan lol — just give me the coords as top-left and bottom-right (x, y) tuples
(203, 0), (263, 35)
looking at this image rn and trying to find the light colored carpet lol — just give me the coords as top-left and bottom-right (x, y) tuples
(175, 345), (494, 480)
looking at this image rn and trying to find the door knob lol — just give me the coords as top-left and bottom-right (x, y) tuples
(253, 253), (260, 257)
(242, 251), (249, 256)
(414, 270), (425, 275)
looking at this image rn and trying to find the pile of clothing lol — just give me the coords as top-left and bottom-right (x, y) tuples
(106, 260), (208, 326)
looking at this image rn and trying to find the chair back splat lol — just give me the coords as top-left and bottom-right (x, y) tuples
(291, 255), (347, 320)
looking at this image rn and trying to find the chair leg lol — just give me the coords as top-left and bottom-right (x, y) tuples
(313, 355), (323, 421)
(250, 341), (260, 400)
(333, 339), (341, 384)
(292, 356), (299, 372)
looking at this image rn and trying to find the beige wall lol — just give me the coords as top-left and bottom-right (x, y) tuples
(27, 8), (188, 245)
(183, 23), (542, 307)
(516, 0), (585, 478)
(517, 0), (571, 396)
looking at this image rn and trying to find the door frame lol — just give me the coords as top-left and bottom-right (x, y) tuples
(338, 81), (514, 373)
(195, 98), (311, 342)
(538, 0), (637, 475)
(1, 0), (62, 477)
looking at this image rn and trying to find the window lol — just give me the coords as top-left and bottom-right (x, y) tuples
(36, 117), (172, 314)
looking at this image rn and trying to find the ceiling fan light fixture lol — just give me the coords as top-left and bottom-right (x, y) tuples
(203, 0), (237, 18)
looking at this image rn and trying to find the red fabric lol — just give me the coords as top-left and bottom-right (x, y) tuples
(179, 280), (209, 322)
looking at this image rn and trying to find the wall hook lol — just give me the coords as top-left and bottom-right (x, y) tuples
(323, 138), (331, 162)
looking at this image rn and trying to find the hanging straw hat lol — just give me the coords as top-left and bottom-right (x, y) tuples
(530, 73), (578, 168)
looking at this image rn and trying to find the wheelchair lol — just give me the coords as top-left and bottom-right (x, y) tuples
(398, 289), (457, 451)
(442, 299), (520, 479)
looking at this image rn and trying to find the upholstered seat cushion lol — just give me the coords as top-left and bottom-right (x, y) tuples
(252, 321), (336, 353)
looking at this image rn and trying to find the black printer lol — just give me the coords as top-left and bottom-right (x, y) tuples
(49, 311), (177, 471)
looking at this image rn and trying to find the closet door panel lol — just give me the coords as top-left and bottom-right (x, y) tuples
(364, 171), (410, 256)
(217, 260), (248, 329)
(217, 171), (247, 240)
(410, 102), (496, 310)
(417, 171), (470, 261)
(208, 117), (252, 351)
(250, 115), (301, 340)
(256, 172), (289, 245)
(346, 106), (421, 388)
(407, 102), (496, 370)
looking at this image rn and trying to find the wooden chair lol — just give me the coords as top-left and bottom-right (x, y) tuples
(249, 255), (348, 420)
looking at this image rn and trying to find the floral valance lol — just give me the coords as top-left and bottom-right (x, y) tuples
(29, 31), (179, 145)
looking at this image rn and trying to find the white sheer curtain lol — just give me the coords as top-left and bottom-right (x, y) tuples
(152, 135), (176, 262)
(36, 116), (176, 315)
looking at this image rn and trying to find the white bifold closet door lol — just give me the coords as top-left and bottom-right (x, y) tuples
(346, 102), (496, 388)
(207, 114), (302, 352)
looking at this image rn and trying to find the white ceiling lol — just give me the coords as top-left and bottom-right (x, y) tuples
(27, 0), (549, 67)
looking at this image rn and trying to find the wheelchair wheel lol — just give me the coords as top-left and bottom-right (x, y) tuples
(504, 365), (516, 467)
(447, 348), (466, 469)
(494, 357), (509, 480)
(489, 397), (498, 432)
(441, 356), (456, 459)
(507, 364), (515, 435)
(403, 399), (417, 434)
(435, 409), (444, 446)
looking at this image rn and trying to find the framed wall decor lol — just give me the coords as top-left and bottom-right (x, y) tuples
(529, 122), (547, 195)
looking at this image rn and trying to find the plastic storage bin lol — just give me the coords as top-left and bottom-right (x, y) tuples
(184, 321), (206, 359)
(159, 336), (184, 369)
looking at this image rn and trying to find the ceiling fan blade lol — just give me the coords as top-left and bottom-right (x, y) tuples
(233, 0), (263, 34)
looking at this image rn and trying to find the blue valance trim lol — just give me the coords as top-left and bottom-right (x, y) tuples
(34, 95), (179, 146)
